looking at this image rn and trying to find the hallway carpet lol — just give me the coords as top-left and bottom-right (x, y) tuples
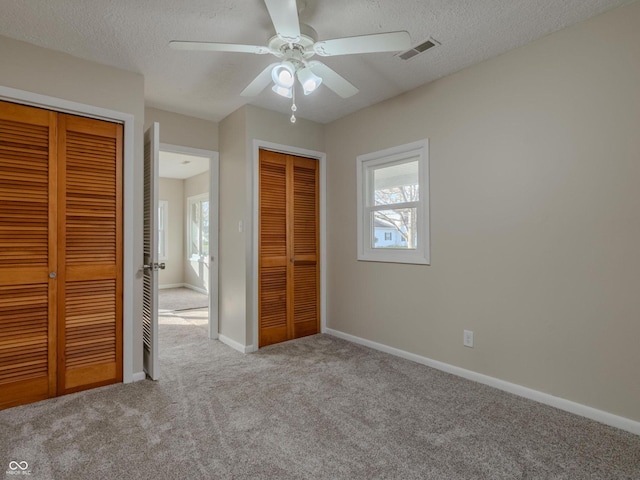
(158, 287), (208, 312)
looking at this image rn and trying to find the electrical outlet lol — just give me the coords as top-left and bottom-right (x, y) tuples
(463, 330), (474, 348)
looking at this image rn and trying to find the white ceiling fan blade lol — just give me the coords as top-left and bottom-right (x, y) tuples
(309, 61), (359, 98)
(313, 31), (411, 57)
(264, 0), (301, 43)
(169, 41), (271, 55)
(241, 63), (279, 97)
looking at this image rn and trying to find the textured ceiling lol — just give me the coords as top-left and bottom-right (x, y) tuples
(0, 0), (631, 124)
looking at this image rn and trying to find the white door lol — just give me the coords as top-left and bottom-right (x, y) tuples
(208, 157), (219, 340)
(143, 123), (161, 379)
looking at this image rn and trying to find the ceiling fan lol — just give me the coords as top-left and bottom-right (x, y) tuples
(170, 0), (411, 121)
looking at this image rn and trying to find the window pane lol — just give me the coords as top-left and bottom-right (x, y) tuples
(190, 202), (199, 258)
(373, 159), (419, 206)
(158, 205), (164, 230)
(158, 236), (164, 257)
(158, 204), (164, 257)
(201, 200), (209, 256)
(372, 208), (418, 249)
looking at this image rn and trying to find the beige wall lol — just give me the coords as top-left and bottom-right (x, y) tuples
(245, 105), (325, 152)
(184, 171), (210, 291)
(145, 107), (218, 151)
(218, 107), (248, 345)
(158, 177), (185, 287)
(324, 2), (640, 422)
(0, 35), (145, 375)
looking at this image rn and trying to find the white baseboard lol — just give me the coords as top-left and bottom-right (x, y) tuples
(159, 283), (186, 290)
(184, 284), (208, 295)
(218, 334), (254, 354)
(131, 371), (146, 382)
(159, 283), (208, 296)
(325, 328), (640, 436)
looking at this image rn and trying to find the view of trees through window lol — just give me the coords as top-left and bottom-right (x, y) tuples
(372, 160), (419, 249)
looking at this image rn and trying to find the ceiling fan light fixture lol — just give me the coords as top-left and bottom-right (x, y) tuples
(297, 66), (322, 95)
(271, 61), (296, 88)
(272, 84), (293, 98)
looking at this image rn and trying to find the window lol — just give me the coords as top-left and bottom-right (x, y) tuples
(158, 200), (168, 261)
(357, 139), (429, 265)
(188, 193), (209, 261)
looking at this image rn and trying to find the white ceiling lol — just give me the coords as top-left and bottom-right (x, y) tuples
(0, 0), (630, 124)
(159, 151), (210, 179)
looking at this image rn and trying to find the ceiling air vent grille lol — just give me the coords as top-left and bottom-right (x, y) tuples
(397, 37), (440, 61)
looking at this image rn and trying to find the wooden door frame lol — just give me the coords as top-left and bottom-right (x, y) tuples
(159, 143), (220, 340)
(0, 85), (137, 383)
(250, 140), (327, 352)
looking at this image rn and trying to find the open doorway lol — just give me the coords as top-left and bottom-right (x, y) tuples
(157, 145), (219, 339)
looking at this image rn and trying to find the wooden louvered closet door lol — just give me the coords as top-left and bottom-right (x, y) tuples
(259, 149), (319, 348)
(57, 114), (123, 394)
(0, 102), (57, 408)
(0, 101), (122, 409)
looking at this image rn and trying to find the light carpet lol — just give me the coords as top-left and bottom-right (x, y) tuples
(158, 287), (208, 312)
(1, 314), (639, 479)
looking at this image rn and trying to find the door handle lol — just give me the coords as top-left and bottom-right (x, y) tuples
(49, 272), (57, 279)
(143, 263), (166, 271)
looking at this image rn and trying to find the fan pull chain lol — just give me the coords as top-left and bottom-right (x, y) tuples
(290, 86), (297, 123)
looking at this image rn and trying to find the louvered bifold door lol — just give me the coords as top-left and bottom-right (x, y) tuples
(57, 114), (123, 394)
(0, 102), (57, 408)
(259, 150), (319, 348)
(142, 123), (159, 380)
(291, 156), (319, 340)
(259, 151), (289, 347)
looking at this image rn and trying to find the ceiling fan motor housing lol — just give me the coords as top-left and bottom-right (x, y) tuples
(268, 24), (318, 61)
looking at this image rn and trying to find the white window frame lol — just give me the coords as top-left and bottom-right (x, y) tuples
(187, 193), (209, 262)
(357, 139), (430, 265)
(158, 200), (168, 261)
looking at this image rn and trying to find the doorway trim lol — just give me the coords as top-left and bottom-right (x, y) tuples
(0, 85), (136, 382)
(250, 139), (327, 352)
(159, 143), (220, 340)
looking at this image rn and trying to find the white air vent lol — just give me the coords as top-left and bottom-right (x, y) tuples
(397, 37), (440, 61)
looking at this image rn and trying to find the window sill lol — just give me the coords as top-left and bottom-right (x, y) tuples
(357, 251), (430, 265)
